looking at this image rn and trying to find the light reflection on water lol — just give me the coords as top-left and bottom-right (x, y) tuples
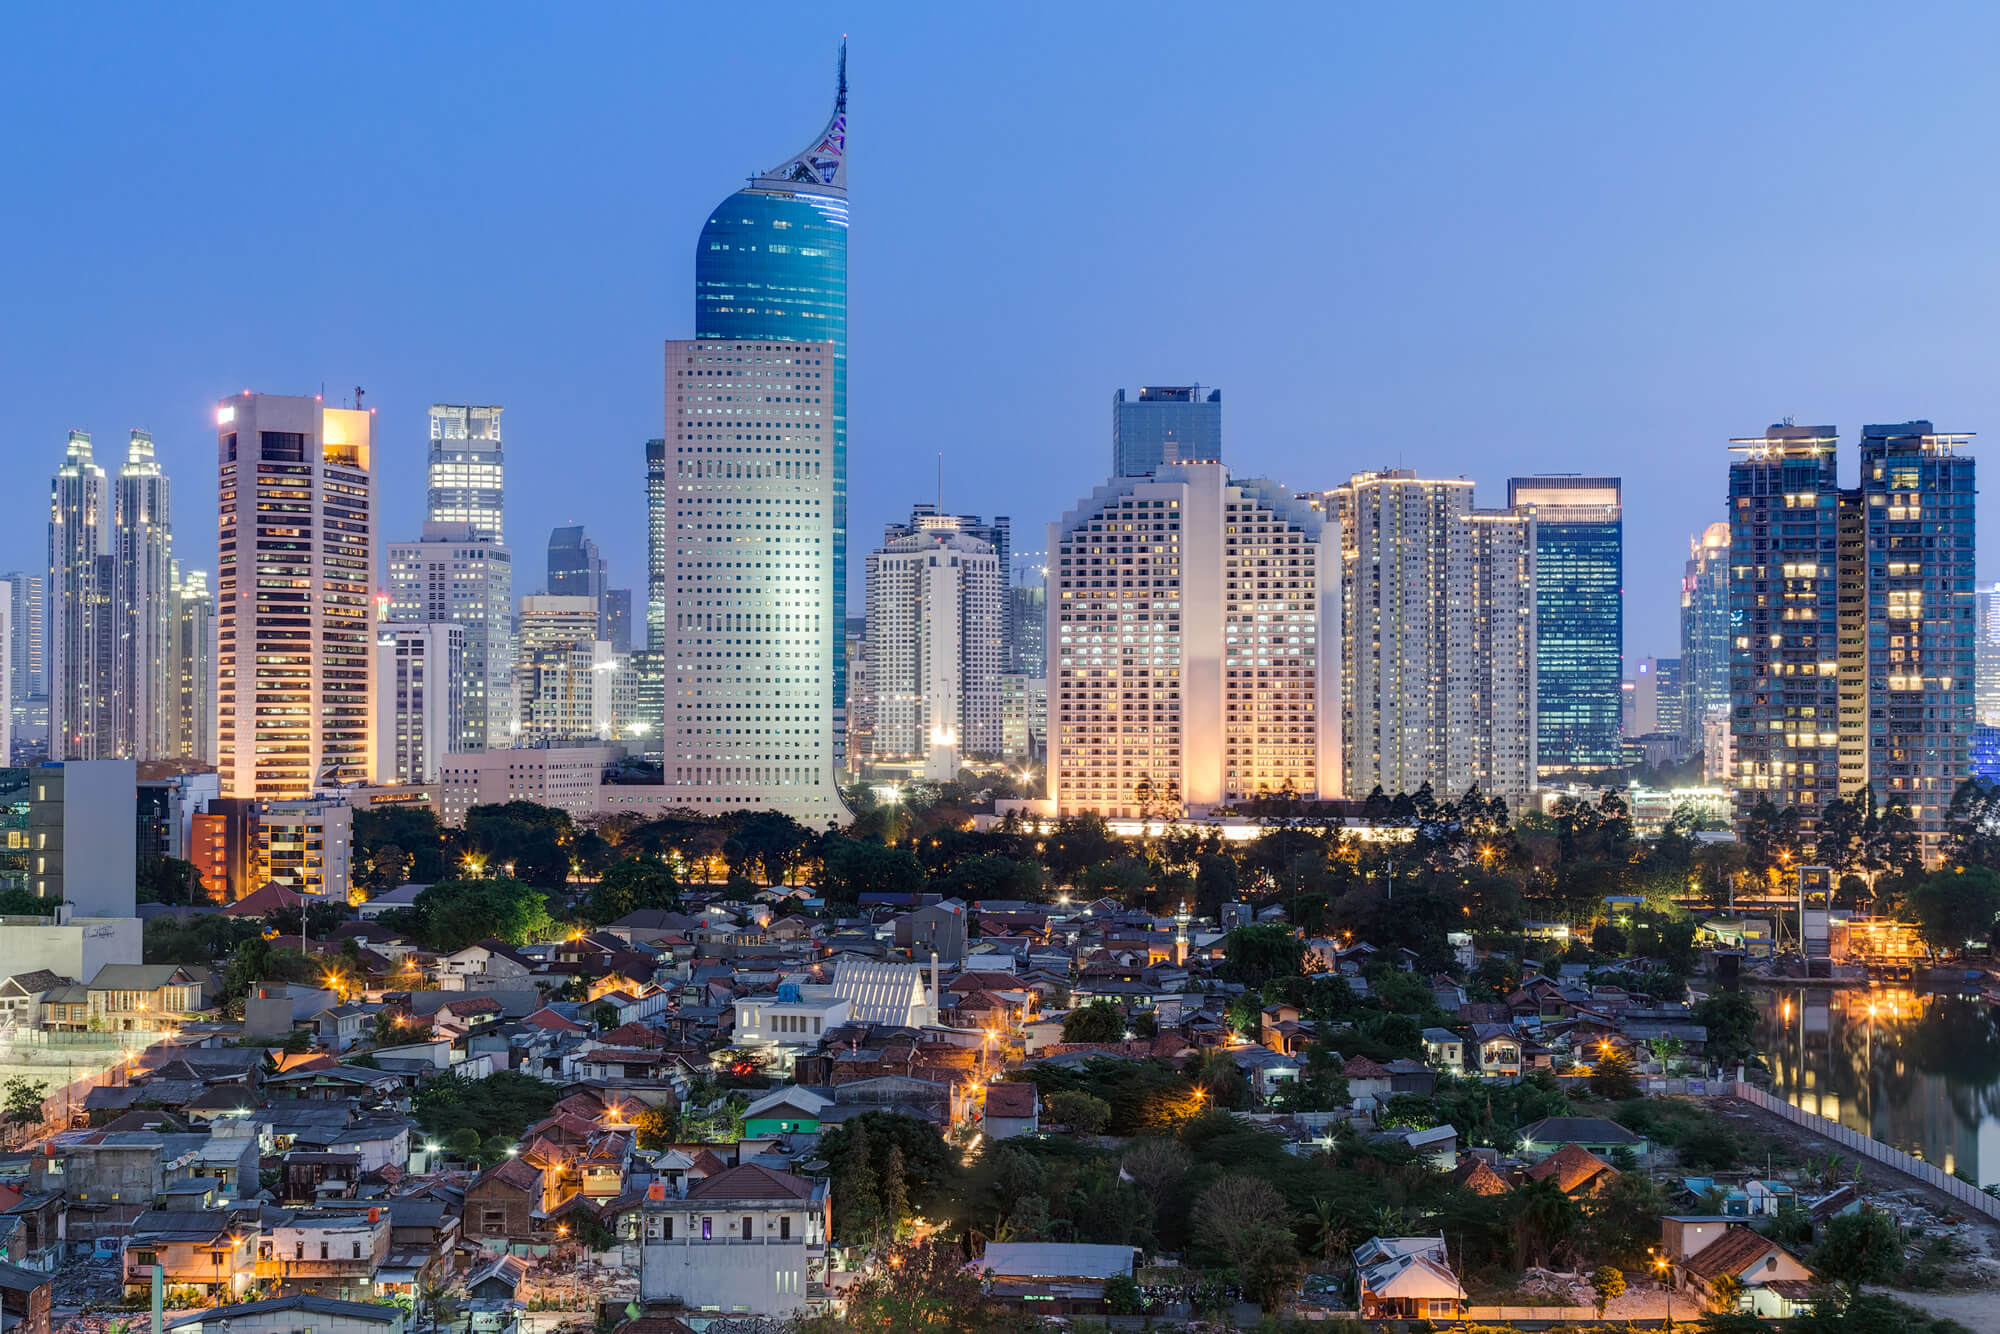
(1756, 984), (2000, 1186)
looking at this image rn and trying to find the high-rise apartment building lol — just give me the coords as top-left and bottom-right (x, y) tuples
(665, 338), (845, 819)
(1112, 386), (1222, 479)
(48, 430), (116, 760)
(385, 522), (514, 752)
(215, 393), (375, 798)
(646, 438), (668, 653)
(999, 671), (1046, 764)
(1326, 470), (1539, 805)
(376, 621), (464, 783)
(1008, 583), (1047, 678)
(117, 429), (175, 759)
(884, 504), (1011, 671)
(174, 568), (215, 765)
(0, 584), (11, 764)
(514, 595), (623, 746)
(1680, 521), (1733, 747)
(1049, 463), (1334, 818)
(862, 530), (1004, 767)
(1977, 583), (2000, 728)
(1653, 657), (1685, 740)
(1506, 476), (1621, 776)
(2, 574), (45, 725)
(694, 50), (849, 752)
(426, 405), (505, 541)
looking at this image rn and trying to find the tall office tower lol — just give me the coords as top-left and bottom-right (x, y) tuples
(1008, 583), (1047, 677)
(604, 589), (633, 655)
(1464, 510), (1540, 800)
(1858, 422), (1976, 855)
(1048, 463), (1334, 818)
(385, 522), (514, 752)
(646, 438), (668, 652)
(425, 405), (505, 541)
(1626, 656), (1670, 735)
(2, 574), (45, 718)
(1680, 521), (1733, 746)
(48, 430), (116, 759)
(174, 568), (215, 765)
(665, 339), (845, 819)
(1727, 425), (1843, 832)
(999, 671), (1045, 764)
(1506, 476), (1621, 776)
(1653, 657), (1685, 740)
(695, 49), (850, 755)
(629, 649), (664, 755)
(215, 393), (375, 798)
(513, 594), (616, 745)
(0, 583), (11, 764)
(547, 525), (605, 603)
(862, 529), (1004, 769)
(116, 428), (175, 759)
(1326, 470), (1538, 805)
(843, 617), (870, 774)
(1977, 583), (2000, 727)
(376, 621), (464, 783)
(1112, 386), (1223, 479)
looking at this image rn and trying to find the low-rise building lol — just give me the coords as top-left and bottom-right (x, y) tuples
(640, 1164), (829, 1318)
(1353, 1236), (1465, 1320)
(165, 1296), (404, 1334)
(121, 1211), (260, 1302)
(976, 1242), (1137, 1316)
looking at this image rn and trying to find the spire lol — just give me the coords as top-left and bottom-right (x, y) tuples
(750, 39), (848, 199)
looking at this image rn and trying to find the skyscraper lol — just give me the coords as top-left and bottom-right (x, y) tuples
(1977, 583), (2000, 728)
(385, 523), (514, 752)
(48, 429), (115, 759)
(514, 595), (616, 745)
(547, 525), (605, 605)
(646, 438), (668, 653)
(216, 393), (375, 798)
(377, 621), (463, 783)
(173, 567), (215, 765)
(884, 504), (1011, 670)
(117, 428), (175, 759)
(1506, 475), (1621, 776)
(665, 338), (844, 817)
(1327, 470), (1538, 805)
(1727, 424), (1845, 832)
(1049, 463), (1335, 818)
(1, 574), (45, 721)
(693, 47), (849, 750)
(862, 529), (1004, 771)
(1112, 387), (1223, 479)
(604, 589), (633, 655)
(1680, 521), (1732, 747)
(426, 404), (505, 541)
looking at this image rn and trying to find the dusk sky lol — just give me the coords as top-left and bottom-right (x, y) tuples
(7, 4), (2000, 660)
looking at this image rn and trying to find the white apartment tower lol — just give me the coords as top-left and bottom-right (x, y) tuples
(377, 621), (464, 783)
(385, 522), (514, 752)
(48, 429), (116, 760)
(426, 405), (504, 541)
(1326, 470), (1538, 805)
(665, 339), (846, 821)
(216, 393), (375, 798)
(1048, 463), (1336, 819)
(863, 531), (1004, 764)
(117, 429), (176, 759)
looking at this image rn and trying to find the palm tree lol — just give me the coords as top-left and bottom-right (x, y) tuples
(1710, 1274), (1746, 1313)
(1309, 1197), (1351, 1266)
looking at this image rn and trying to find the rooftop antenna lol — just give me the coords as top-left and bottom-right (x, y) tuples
(937, 452), (943, 514)
(837, 37), (848, 113)
(355, 386), (367, 410)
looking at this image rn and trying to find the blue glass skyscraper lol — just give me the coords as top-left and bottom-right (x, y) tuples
(1507, 476), (1623, 776)
(694, 46), (850, 738)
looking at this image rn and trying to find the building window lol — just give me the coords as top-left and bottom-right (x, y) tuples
(742, 1216), (753, 1240)
(702, 1217), (712, 1240)
(779, 1216), (790, 1240)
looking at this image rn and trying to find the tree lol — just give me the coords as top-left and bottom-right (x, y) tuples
(1693, 990), (1760, 1070)
(792, 1240), (1029, 1334)
(821, 837), (925, 907)
(400, 878), (557, 951)
(1221, 923), (1306, 986)
(1120, 1137), (1191, 1215)
(1709, 1273), (1746, 1313)
(136, 856), (205, 906)
(1061, 1000), (1125, 1044)
(1191, 1175), (1299, 1308)
(1044, 1090), (1110, 1136)
(632, 1104), (676, 1151)
(1589, 1047), (1641, 1099)
(1590, 1265), (1626, 1318)
(1907, 866), (2000, 955)
(586, 856), (680, 925)
(1, 1077), (46, 1126)
(1276, 1042), (1351, 1113)
(1812, 1208), (1904, 1290)
(880, 1144), (910, 1234)
(1102, 1273), (1143, 1316)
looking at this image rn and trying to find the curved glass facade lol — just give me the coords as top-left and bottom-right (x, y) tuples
(695, 188), (849, 723)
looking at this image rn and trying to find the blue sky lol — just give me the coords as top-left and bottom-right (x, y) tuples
(5, 4), (1999, 660)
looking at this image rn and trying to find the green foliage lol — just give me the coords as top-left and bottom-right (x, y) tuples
(1044, 1090), (1111, 1135)
(820, 837), (925, 907)
(1588, 1265), (1626, 1316)
(1021, 1057), (1197, 1136)
(1588, 1047), (1640, 1099)
(1275, 1043), (1351, 1113)
(462, 802), (573, 889)
(1610, 1097), (1770, 1173)
(1586, 1170), (1671, 1269)
(353, 806), (454, 888)
(1812, 1208), (1905, 1288)
(791, 1240), (1033, 1334)
(1907, 866), (2000, 954)
(135, 857), (205, 906)
(398, 878), (556, 951)
(1061, 999), (1125, 1044)
(1221, 924), (1306, 986)
(1693, 989), (1761, 1069)
(1, 1076), (47, 1125)
(413, 1070), (561, 1141)
(817, 1113), (958, 1243)
(584, 856), (680, 925)
(145, 914), (267, 967)
(1794, 1292), (1975, 1334)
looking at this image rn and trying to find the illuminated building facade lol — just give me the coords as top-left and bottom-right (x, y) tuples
(385, 523), (513, 752)
(1049, 462), (1334, 818)
(426, 405), (504, 542)
(376, 621), (463, 784)
(215, 393), (375, 798)
(117, 429), (175, 759)
(1681, 520), (1733, 747)
(861, 529), (1003, 764)
(1506, 475), (1621, 777)
(48, 430), (115, 760)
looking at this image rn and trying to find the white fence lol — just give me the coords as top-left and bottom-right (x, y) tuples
(1730, 1080), (2000, 1221)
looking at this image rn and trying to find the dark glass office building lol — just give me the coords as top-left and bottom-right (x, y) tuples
(1508, 476), (1623, 775)
(1113, 386), (1222, 478)
(694, 52), (850, 726)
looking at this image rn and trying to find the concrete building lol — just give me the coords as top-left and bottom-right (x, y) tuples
(1979, 583), (2000, 728)
(1506, 476), (1620, 777)
(664, 338), (846, 822)
(999, 672), (1045, 764)
(1049, 463), (1334, 818)
(172, 568), (215, 765)
(48, 430), (116, 760)
(385, 523), (513, 754)
(376, 623), (464, 784)
(253, 799), (353, 903)
(425, 405), (504, 542)
(436, 746), (611, 827)
(215, 394), (374, 798)
(1681, 521), (1733, 747)
(861, 529), (1004, 771)
(1112, 386), (1222, 479)
(640, 1164), (829, 1318)
(1326, 470), (1539, 805)
(116, 430), (176, 761)
(28, 759), (136, 917)
(514, 596), (615, 744)
(2, 574), (44, 721)
(0, 585), (11, 765)
(646, 437), (668, 653)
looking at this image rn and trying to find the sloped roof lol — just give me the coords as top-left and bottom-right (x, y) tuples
(978, 1242), (1135, 1280)
(984, 1083), (1037, 1119)
(221, 881), (306, 917)
(1526, 1142), (1619, 1195)
(685, 1163), (814, 1203)
(1519, 1115), (1641, 1145)
(1684, 1227), (1793, 1281)
(1449, 1157), (1512, 1196)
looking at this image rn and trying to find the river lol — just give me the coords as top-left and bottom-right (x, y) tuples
(1758, 984), (2000, 1187)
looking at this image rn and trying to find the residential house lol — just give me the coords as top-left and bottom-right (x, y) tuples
(38, 985), (87, 1032)
(1468, 1024), (1521, 1077)
(262, 1210), (391, 1301)
(1421, 1028), (1465, 1074)
(0, 1262), (51, 1334)
(87, 965), (205, 1031)
(639, 1164), (829, 1318)
(0, 973), (66, 1031)
(1679, 1226), (1816, 1318)
(983, 1083), (1038, 1139)
(164, 1295), (404, 1334)
(1525, 1143), (1620, 1198)
(311, 1006), (373, 1054)
(121, 1210), (261, 1301)
(1353, 1236), (1466, 1319)
(1518, 1116), (1646, 1161)
(464, 1158), (558, 1248)
(976, 1242), (1138, 1316)
(741, 1087), (830, 1139)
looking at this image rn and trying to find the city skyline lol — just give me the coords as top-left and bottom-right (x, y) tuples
(13, 10), (2000, 665)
